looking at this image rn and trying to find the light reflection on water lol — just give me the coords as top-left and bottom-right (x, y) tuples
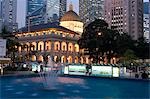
(58, 77), (85, 85)
(15, 77), (85, 85)
(2, 76), (149, 99)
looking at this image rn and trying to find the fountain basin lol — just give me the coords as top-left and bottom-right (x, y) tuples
(1, 75), (149, 99)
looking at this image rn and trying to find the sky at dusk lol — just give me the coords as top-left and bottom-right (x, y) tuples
(17, 0), (149, 28)
(17, 0), (79, 28)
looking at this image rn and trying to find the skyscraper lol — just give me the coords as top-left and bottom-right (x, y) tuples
(0, 1), (2, 18)
(79, 0), (104, 26)
(26, 0), (67, 26)
(45, 0), (66, 23)
(0, 1), (2, 32)
(27, 0), (44, 16)
(26, 0), (45, 26)
(1, 0), (18, 32)
(143, 2), (150, 42)
(104, 0), (143, 40)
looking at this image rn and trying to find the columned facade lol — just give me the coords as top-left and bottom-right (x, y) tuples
(18, 40), (81, 63)
(16, 25), (87, 64)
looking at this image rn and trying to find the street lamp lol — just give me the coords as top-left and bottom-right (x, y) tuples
(130, 62), (134, 78)
(98, 32), (102, 36)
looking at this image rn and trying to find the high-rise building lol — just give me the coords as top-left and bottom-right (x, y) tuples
(26, 0), (45, 26)
(26, 0), (67, 26)
(149, 0), (150, 38)
(79, 0), (104, 26)
(104, 0), (143, 40)
(46, 0), (66, 23)
(0, 1), (2, 32)
(143, 2), (149, 42)
(27, 0), (44, 16)
(0, 1), (2, 18)
(1, 0), (18, 32)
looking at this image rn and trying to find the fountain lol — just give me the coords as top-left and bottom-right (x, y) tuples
(39, 56), (60, 89)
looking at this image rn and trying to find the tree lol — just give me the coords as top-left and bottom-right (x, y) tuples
(0, 27), (21, 63)
(115, 33), (135, 56)
(78, 19), (136, 64)
(123, 49), (137, 64)
(134, 37), (149, 60)
(78, 19), (121, 63)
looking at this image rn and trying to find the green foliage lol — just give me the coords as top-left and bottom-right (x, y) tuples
(78, 19), (148, 64)
(0, 27), (21, 62)
(134, 37), (149, 59)
(78, 19), (135, 63)
(123, 49), (137, 63)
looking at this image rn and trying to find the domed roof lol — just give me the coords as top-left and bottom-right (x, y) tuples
(60, 3), (81, 22)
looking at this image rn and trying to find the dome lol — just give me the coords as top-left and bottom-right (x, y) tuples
(60, 3), (81, 22)
(61, 11), (81, 22)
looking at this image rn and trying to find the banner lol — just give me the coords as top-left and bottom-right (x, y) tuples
(68, 65), (86, 75)
(0, 39), (6, 56)
(92, 66), (112, 77)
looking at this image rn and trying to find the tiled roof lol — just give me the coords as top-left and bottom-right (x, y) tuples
(17, 22), (79, 35)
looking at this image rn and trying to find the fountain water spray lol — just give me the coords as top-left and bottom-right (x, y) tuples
(39, 56), (60, 89)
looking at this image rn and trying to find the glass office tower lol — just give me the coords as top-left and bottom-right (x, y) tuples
(79, 0), (104, 26)
(26, 0), (66, 26)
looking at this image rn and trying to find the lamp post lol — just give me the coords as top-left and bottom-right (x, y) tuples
(130, 62), (133, 78)
(97, 32), (102, 64)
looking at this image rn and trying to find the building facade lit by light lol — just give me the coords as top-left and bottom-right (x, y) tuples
(104, 0), (143, 40)
(60, 3), (83, 35)
(16, 22), (87, 64)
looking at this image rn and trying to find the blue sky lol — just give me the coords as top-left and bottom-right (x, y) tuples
(17, 0), (149, 28)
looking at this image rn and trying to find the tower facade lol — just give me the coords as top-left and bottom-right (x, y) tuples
(45, 0), (67, 23)
(26, 0), (67, 26)
(26, 0), (45, 26)
(1, 0), (18, 32)
(79, 0), (104, 26)
(143, 2), (150, 42)
(104, 0), (143, 40)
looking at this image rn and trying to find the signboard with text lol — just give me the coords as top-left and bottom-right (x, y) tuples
(63, 64), (120, 77)
(68, 65), (86, 75)
(92, 66), (112, 77)
(0, 39), (6, 56)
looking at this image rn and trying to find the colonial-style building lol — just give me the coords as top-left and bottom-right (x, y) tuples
(60, 3), (83, 35)
(16, 22), (82, 63)
(15, 4), (91, 64)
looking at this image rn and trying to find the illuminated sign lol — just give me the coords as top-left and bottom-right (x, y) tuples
(113, 67), (119, 77)
(68, 65), (86, 75)
(64, 66), (69, 74)
(63, 64), (120, 77)
(92, 66), (112, 77)
(31, 63), (40, 72)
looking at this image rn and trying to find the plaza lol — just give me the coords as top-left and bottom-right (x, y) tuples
(0, 0), (150, 99)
